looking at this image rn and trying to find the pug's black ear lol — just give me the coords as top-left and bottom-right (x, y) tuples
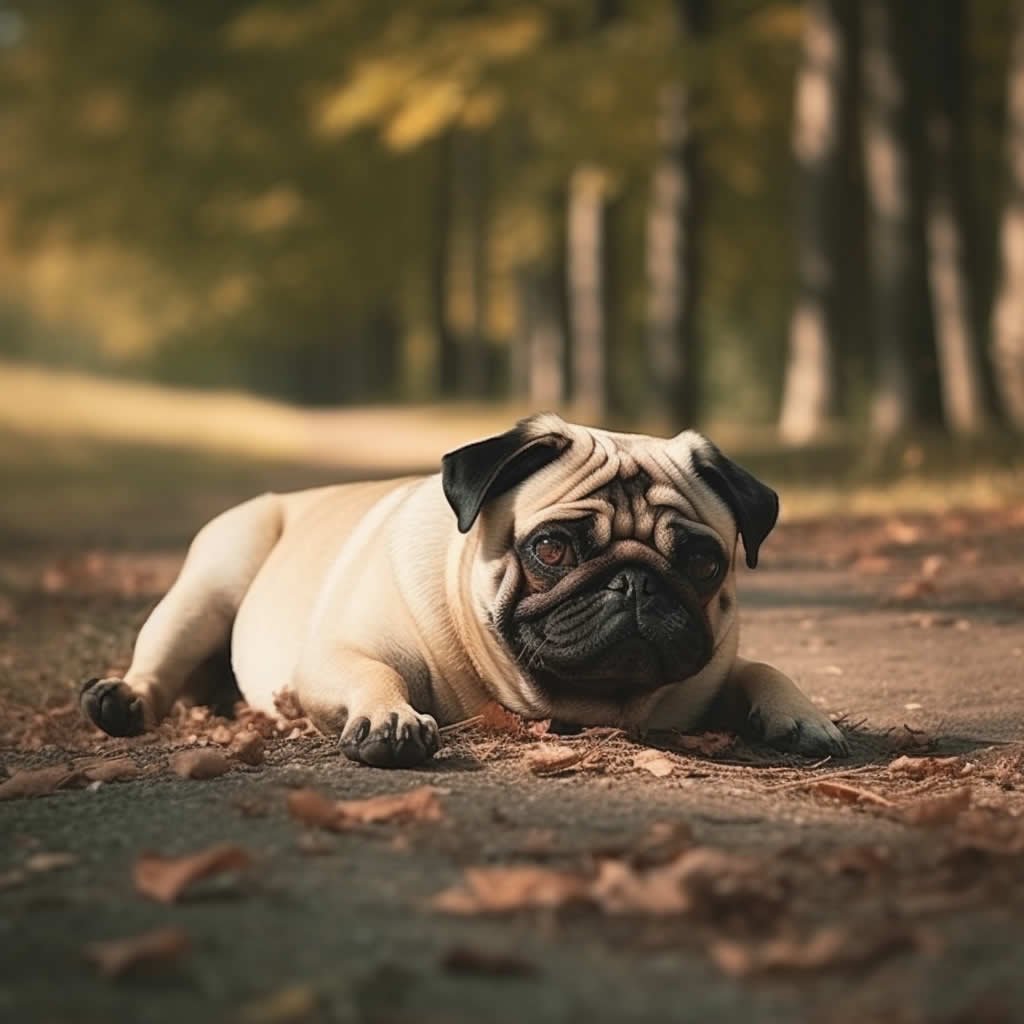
(694, 442), (779, 569)
(442, 425), (571, 533)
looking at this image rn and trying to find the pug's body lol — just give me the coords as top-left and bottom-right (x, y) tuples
(81, 416), (848, 765)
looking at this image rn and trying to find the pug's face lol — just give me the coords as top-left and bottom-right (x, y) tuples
(442, 415), (778, 712)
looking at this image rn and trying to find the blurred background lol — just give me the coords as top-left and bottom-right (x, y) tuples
(1, 0), (1023, 497)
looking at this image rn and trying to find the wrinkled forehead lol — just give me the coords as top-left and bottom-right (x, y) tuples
(509, 424), (737, 548)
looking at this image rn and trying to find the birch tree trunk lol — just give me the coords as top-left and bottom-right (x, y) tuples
(991, 0), (1024, 430)
(860, 0), (918, 437)
(924, 0), (986, 436)
(778, 0), (849, 444)
(567, 166), (609, 424)
(645, 0), (710, 431)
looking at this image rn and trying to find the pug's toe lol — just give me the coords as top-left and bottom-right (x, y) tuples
(80, 677), (147, 737)
(340, 707), (439, 768)
(747, 706), (849, 758)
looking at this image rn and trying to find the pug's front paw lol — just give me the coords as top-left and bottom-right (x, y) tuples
(747, 704), (849, 758)
(80, 677), (147, 737)
(340, 705), (440, 768)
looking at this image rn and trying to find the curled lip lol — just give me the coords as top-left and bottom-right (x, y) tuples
(512, 539), (700, 623)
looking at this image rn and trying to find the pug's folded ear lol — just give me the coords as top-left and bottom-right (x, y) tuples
(442, 423), (571, 533)
(693, 441), (779, 569)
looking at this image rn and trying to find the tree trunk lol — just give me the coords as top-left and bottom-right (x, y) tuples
(645, 0), (710, 431)
(516, 266), (565, 409)
(923, 0), (987, 436)
(991, 0), (1024, 430)
(432, 133), (458, 397)
(567, 166), (609, 424)
(778, 0), (850, 444)
(860, 0), (919, 438)
(458, 131), (491, 398)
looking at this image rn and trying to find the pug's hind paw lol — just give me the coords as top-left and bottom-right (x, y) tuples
(80, 677), (147, 737)
(340, 706), (440, 768)
(747, 705), (849, 759)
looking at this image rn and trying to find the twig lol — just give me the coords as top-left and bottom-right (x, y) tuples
(439, 715), (484, 736)
(763, 763), (878, 792)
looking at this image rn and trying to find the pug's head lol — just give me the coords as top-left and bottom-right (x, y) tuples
(441, 415), (778, 715)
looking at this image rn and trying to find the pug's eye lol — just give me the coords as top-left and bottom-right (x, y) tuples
(533, 536), (575, 568)
(688, 552), (720, 583)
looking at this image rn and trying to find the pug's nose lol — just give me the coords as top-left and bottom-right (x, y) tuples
(607, 567), (656, 601)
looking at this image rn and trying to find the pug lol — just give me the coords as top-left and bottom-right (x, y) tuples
(81, 415), (848, 766)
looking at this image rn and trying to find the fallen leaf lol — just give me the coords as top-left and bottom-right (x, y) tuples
(0, 765), (84, 801)
(133, 844), (251, 903)
(590, 858), (691, 915)
(237, 984), (320, 1024)
(83, 926), (190, 979)
(25, 851), (77, 872)
(478, 702), (529, 736)
(527, 744), (587, 775)
(809, 780), (894, 808)
(633, 749), (675, 778)
(432, 866), (591, 914)
(229, 729), (265, 766)
(710, 926), (923, 977)
(81, 757), (140, 784)
(287, 786), (444, 830)
(169, 749), (230, 780)
(441, 946), (538, 977)
(592, 848), (771, 919)
(896, 787), (972, 827)
(888, 755), (966, 780)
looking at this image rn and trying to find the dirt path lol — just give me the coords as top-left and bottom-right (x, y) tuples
(2, 475), (1024, 1022)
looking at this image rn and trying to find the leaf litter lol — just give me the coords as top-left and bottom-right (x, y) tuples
(83, 926), (191, 979)
(287, 785), (445, 830)
(133, 843), (252, 904)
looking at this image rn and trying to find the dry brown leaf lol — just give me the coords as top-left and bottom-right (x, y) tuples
(83, 926), (190, 979)
(441, 946), (538, 977)
(590, 858), (692, 915)
(478, 702), (529, 736)
(169, 748), (230, 780)
(888, 755), (966, 780)
(25, 851), (77, 873)
(896, 787), (972, 827)
(711, 926), (922, 977)
(632, 750), (675, 778)
(890, 578), (937, 603)
(527, 743), (587, 775)
(82, 757), (140, 784)
(133, 843), (252, 904)
(432, 866), (591, 914)
(593, 848), (770, 919)
(809, 780), (894, 807)
(287, 786), (444, 831)
(0, 765), (84, 801)
(229, 729), (265, 766)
